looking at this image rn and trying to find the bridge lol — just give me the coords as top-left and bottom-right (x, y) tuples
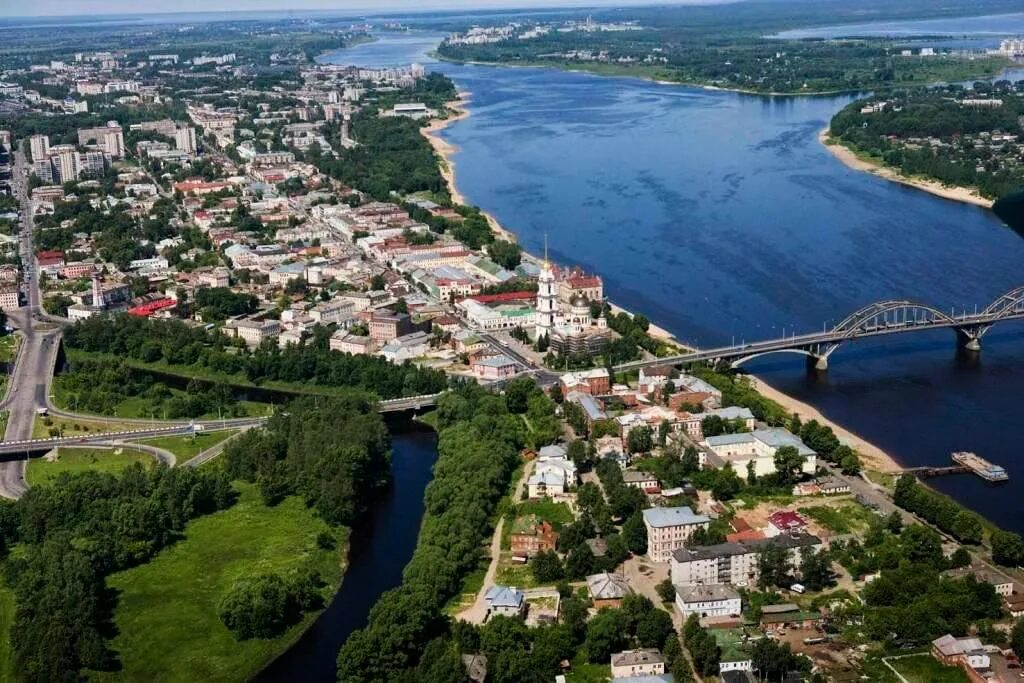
(615, 285), (1024, 373)
(377, 393), (444, 412)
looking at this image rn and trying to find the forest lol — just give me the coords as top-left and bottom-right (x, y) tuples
(829, 84), (1024, 199)
(62, 315), (449, 400)
(0, 465), (235, 681)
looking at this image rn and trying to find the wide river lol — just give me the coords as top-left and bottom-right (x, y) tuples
(324, 32), (1024, 533)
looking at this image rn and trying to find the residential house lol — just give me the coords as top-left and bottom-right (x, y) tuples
(610, 649), (665, 679)
(329, 331), (374, 355)
(527, 447), (578, 498)
(587, 572), (633, 608)
(642, 506), (711, 563)
(379, 331), (431, 363)
(931, 634), (992, 682)
(623, 470), (660, 494)
(675, 584), (742, 620)
(510, 517), (559, 559)
(766, 511), (809, 538)
(565, 391), (608, 425)
(484, 585), (525, 619)
(369, 310), (415, 343)
(759, 603), (822, 630)
(228, 316), (281, 346)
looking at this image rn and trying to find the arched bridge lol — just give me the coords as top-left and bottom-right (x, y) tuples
(614, 286), (1024, 373)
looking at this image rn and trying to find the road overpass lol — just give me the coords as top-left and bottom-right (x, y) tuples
(614, 287), (1024, 373)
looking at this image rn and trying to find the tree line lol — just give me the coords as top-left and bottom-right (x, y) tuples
(62, 315), (449, 400)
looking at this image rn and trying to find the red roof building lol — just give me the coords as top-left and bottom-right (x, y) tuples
(767, 511), (808, 536)
(469, 291), (537, 305)
(128, 298), (176, 317)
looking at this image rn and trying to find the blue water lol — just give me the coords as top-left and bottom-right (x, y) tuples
(774, 11), (1024, 49)
(324, 34), (1024, 533)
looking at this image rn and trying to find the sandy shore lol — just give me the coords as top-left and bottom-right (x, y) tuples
(751, 376), (902, 474)
(819, 128), (994, 209)
(422, 95), (518, 244)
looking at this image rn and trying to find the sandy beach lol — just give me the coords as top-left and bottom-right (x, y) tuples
(422, 95), (518, 243)
(819, 128), (994, 209)
(752, 375), (902, 474)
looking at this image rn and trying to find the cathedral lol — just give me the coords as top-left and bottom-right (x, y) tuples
(533, 255), (611, 355)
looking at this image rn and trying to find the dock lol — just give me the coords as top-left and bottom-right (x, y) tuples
(904, 452), (1008, 482)
(951, 451), (1008, 482)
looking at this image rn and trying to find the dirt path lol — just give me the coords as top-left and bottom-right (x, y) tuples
(457, 460), (534, 624)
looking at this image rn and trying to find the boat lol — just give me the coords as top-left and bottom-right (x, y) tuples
(951, 451), (1009, 482)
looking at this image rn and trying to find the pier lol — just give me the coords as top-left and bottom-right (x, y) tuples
(903, 452), (1008, 483)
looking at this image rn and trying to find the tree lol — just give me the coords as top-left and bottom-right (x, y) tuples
(992, 530), (1024, 567)
(636, 609), (675, 649)
(772, 445), (805, 485)
(750, 638), (808, 681)
(531, 550), (565, 583)
(950, 547), (971, 569)
(627, 426), (653, 454)
(488, 239), (523, 269)
(369, 274), (386, 290)
(757, 541), (793, 589)
(799, 548), (834, 591)
(566, 543), (597, 579)
(584, 609), (629, 663)
(218, 572), (320, 640)
(656, 578), (676, 604)
(1012, 617), (1024, 661)
(622, 511), (648, 555)
(680, 447), (699, 474)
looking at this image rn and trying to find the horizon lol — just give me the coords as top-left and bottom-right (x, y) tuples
(0, 0), (729, 20)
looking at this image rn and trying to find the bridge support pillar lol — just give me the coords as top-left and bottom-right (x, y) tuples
(807, 355), (829, 372)
(957, 328), (982, 353)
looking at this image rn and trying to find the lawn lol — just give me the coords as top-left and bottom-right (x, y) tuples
(565, 654), (610, 683)
(0, 579), (14, 683)
(799, 501), (876, 535)
(26, 447), (154, 487)
(443, 556), (489, 615)
(0, 334), (19, 363)
(132, 430), (239, 461)
(887, 654), (970, 683)
(515, 498), (575, 528)
(90, 482), (347, 683)
(494, 553), (539, 589)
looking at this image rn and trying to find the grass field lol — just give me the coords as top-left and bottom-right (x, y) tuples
(132, 430), (239, 461)
(0, 334), (19, 363)
(26, 447), (154, 487)
(799, 501), (877, 535)
(565, 655), (610, 683)
(91, 482), (347, 683)
(887, 654), (970, 683)
(0, 579), (14, 683)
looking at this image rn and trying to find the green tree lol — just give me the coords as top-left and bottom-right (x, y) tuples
(656, 578), (676, 604)
(757, 541), (793, 589)
(772, 445), (805, 485)
(531, 550), (565, 583)
(622, 511), (648, 555)
(584, 609), (629, 663)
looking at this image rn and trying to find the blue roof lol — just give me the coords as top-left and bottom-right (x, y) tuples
(612, 675), (674, 683)
(484, 585), (524, 608)
(642, 506), (709, 529)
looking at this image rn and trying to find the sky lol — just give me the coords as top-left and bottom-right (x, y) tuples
(0, 0), (717, 19)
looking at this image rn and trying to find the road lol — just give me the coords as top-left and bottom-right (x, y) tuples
(457, 460), (534, 625)
(0, 147), (49, 497)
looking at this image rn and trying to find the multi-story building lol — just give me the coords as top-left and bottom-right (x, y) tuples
(674, 584), (742, 619)
(369, 310), (415, 343)
(174, 126), (197, 155)
(670, 532), (822, 587)
(702, 428), (817, 481)
(0, 285), (20, 311)
(230, 317), (281, 347)
(642, 507), (711, 563)
(29, 134), (50, 162)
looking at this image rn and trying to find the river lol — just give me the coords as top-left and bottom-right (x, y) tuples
(322, 29), (1024, 534)
(255, 419), (437, 682)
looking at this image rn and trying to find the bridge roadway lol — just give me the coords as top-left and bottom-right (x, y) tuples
(614, 288), (1024, 373)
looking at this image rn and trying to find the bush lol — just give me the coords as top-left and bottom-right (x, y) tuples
(218, 571), (322, 640)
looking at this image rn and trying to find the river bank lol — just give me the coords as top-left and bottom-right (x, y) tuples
(423, 96), (905, 477)
(819, 128), (995, 209)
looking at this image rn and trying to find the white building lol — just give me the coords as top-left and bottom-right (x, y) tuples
(29, 134), (50, 162)
(642, 506), (711, 563)
(675, 584), (742, 620)
(229, 317), (281, 346)
(610, 649), (665, 679)
(527, 445), (578, 498)
(175, 126), (197, 155)
(483, 585), (525, 619)
(702, 428), (817, 480)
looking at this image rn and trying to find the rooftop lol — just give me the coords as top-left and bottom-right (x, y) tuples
(642, 506), (709, 529)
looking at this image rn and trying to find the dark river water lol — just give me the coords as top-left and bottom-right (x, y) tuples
(256, 420), (437, 681)
(323, 31), (1024, 534)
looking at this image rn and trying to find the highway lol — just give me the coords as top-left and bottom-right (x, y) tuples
(0, 148), (47, 497)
